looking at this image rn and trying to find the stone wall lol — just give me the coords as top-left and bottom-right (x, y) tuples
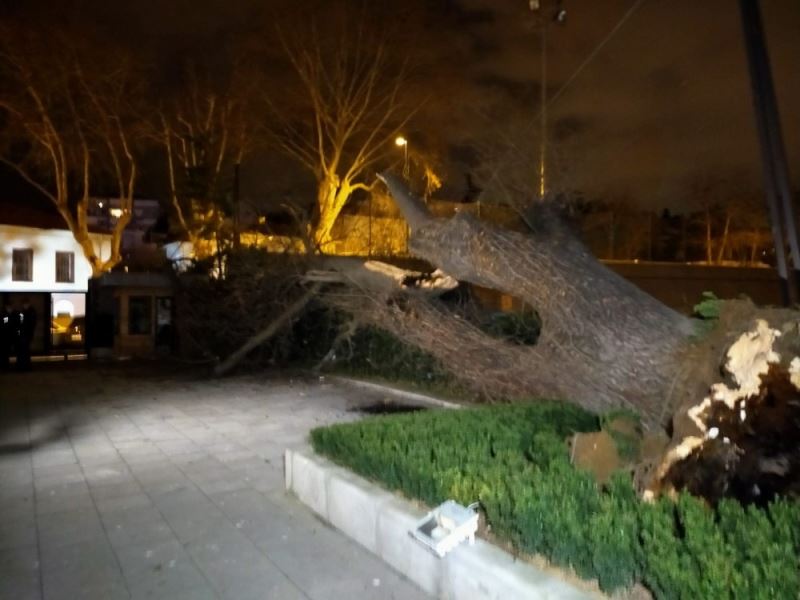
(473, 262), (782, 315)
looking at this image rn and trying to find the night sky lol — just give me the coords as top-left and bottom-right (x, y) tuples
(3, 0), (799, 212)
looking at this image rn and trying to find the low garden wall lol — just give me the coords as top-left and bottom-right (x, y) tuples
(304, 402), (800, 599)
(472, 263), (782, 314)
(285, 447), (594, 599)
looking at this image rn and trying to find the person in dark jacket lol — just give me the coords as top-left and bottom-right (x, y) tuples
(0, 302), (17, 369)
(16, 297), (36, 371)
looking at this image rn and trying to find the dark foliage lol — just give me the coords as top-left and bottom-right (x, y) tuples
(480, 308), (540, 345)
(174, 248), (460, 382)
(332, 325), (456, 387)
(174, 248), (320, 364)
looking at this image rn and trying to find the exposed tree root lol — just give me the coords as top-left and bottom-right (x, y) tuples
(647, 311), (800, 504)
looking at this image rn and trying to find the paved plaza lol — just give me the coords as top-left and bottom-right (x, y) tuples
(0, 364), (430, 600)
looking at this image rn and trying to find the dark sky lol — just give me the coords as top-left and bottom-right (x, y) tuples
(4, 0), (800, 212)
(436, 0), (800, 210)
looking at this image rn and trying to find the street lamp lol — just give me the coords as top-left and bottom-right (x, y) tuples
(395, 136), (411, 254)
(395, 136), (410, 180)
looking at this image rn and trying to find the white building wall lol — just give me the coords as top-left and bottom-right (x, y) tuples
(0, 224), (112, 292)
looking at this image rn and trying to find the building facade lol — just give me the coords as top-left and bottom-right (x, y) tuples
(0, 199), (112, 354)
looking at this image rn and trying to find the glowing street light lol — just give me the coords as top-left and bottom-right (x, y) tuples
(395, 136), (410, 180)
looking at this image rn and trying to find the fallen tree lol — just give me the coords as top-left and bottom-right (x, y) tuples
(322, 173), (799, 504)
(212, 172), (799, 505)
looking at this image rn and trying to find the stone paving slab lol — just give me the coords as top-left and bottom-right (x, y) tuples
(0, 365), (430, 600)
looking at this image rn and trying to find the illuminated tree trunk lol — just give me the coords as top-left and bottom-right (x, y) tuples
(268, 9), (413, 251)
(68, 209), (132, 277)
(314, 176), (343, 248)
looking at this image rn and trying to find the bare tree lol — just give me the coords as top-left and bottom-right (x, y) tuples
(0, 24), (141, 276)
(156, 61), (258, 255)
(265, 9), (416, 250)
(683, 171), (769, 265)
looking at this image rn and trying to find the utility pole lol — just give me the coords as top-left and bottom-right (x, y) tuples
(529, 0), (566, 201)
(368, 192), (373, 258)
(539, 16), (547, 201)
(233, 162), (241, 249)
(739, 0), (800, 305)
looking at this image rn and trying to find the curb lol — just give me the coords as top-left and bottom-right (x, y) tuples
(285, 447), (595, 600)
(330, 376), (464, 410)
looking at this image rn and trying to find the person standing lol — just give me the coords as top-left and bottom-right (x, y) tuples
(16, 297), (37, 371)
(0, 302), (17, 369)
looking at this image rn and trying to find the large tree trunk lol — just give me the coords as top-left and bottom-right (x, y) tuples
(375, 172), (695, 427)
(314, 173), (796, 505)
(215, 170), (799, 504)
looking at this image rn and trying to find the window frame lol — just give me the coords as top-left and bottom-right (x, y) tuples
(55, 251), (75, 283)
(11, 248), (33, 282)
(128, 295), (153, 336)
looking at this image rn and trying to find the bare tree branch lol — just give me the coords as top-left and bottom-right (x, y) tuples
(267, 11), (416, 247)
(0, 23), (142, 276)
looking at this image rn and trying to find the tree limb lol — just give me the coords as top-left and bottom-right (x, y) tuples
(214, 283), (323, 376)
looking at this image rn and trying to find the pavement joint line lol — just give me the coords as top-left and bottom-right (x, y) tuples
(4, 371), (433, 600)
(62, 397), (130, 598)
(25, 400), (46, 600)
(104, 401), (226, 600)
(164, 427), (315, 600)
(119, 400), (313, 600)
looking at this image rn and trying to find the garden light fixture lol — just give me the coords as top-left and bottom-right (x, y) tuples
(410, 500), (479, 558)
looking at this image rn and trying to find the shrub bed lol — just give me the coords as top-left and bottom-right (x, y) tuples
(311, 403), (800, 599)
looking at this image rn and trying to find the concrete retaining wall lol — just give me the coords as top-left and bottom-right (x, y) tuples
(285, 448), (595, 599)
(606, 262), (781, 313)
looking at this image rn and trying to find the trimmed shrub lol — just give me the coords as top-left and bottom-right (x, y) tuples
(311, 403), (800, 598)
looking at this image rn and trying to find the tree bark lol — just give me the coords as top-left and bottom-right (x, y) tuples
(376, 172), (696, 427)
(361, 173), (800, 503)
(214, 283), (322, 376)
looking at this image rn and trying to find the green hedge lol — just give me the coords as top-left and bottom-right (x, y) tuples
(311, 403), (800, 599)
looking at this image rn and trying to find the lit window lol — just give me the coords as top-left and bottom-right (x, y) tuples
(55, 251), (75, 283)
(12, 248), (33, 281)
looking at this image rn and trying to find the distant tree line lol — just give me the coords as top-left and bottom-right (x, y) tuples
(567, 193), (773, 266)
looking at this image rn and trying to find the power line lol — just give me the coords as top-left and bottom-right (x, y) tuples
(535, 0), (649, 121)
(480, 0), (650, 199)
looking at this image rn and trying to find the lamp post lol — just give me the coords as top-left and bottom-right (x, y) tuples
(395, 135), (411, 254)
(395, 136), (409, 180)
